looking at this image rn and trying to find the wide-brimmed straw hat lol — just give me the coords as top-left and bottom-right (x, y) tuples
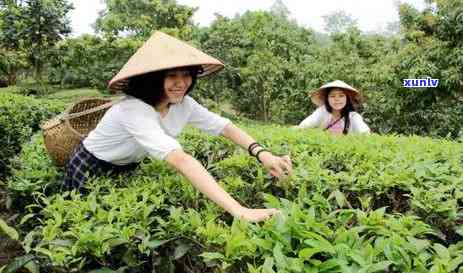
(108, 31), (224, 92)
(309, 80), (361, 106)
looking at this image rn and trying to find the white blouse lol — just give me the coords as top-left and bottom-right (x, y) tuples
(83, 95), (231, 165)
(297, 106), (370, 133)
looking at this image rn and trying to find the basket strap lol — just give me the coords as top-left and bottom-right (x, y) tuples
(62, 97), (125, 120)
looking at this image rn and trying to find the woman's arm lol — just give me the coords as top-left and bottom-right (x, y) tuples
(296, 107), (324, 129)
(351, 113), (371, 134)
(221, 123), (292, 178)
(165, 150), (279, 222)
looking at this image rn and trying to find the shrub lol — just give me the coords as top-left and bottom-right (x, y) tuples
(7, 124), (463, 272)
(0, 93), (65, 177)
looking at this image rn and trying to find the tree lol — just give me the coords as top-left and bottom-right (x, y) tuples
(0, 0), (73, 82)
(196, 11), (315, 122)
(48, 35), (142, 90)
(22, 0), (73, 80)
(95, 0), (197, 39)
(270, 0), (290, 19)
(322, 10), (358, 34)
(353, 0), (463, 138)
(384, 21), (400, 36)
(239, 51), (292, 122)
(0, 1), (27, 85)
(0, 48), (27, 86)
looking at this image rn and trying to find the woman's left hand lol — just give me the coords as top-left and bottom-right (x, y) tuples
(258, 152), (293, 179)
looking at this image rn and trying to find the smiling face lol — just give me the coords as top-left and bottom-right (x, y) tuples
(162, 68), (193, 104)
(327, 88), (347, 111)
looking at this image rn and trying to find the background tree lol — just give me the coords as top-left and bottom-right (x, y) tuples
(48, 35), (142, 90)
(95, 0), (197, 39)
(19, 0), (72, 81)
(2, 0), (462, 138)
(378, 0), (463, 137)
(196, 11), (315, 122)
(0, 0), (28, 85)
(270, 0), (290, 19)
(322, 10), (358, 34)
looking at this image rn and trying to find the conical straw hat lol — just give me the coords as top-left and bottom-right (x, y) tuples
(108, 31), (224, 91)
(309, 80), (361, 106)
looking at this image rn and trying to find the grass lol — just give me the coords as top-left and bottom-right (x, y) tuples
(0, 85), (120, 105)
(0, 86), (20, 93)
(43, 88), (108, 103)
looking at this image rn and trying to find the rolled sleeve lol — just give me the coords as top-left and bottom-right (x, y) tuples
(351, 113), (371, 134)
(298, 106), (324, 129)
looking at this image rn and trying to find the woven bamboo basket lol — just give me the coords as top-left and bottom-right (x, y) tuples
(41, 97), (117, 167)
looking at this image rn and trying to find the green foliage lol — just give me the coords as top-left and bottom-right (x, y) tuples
(0, 217), (19, 241)
(95, 0), (197, 39)
(43, 88), (106, 103)
(0, 2), (28, 86)
(7, 134), (62, 201)
(322, 10), (358, 34)
(6, 123), (463, 272)
(0, 48), (27, 86)
(195, 11), (315, 123)
(0, 0), (73, 80)
(359, 0), (463, 138)
(193, 0), (463, 138)
(269, 0), (290, 19)
(48, 35), (142, 90)
(0, 93), (64, 177)
(2, 0), (463, 138)
(0, 255), (38, 273)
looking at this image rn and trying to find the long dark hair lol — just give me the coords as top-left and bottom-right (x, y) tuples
(122, 65), (202, 107)
(324, 88), (356, 134)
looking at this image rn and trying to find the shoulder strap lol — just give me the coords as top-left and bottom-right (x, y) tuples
(324, 116), (343, 130)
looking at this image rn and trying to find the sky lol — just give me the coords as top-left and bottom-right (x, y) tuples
(69, 0), (427, 36)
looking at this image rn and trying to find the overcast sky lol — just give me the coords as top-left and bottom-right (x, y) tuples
(69, 0), (427, 36)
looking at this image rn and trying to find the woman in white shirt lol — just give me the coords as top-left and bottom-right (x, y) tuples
(297, 80), (370, 134)
(64, 31), (292, 223)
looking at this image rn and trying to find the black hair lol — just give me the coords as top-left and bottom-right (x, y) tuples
(122, 65), (202, 107)
(324, 88), (356, 134)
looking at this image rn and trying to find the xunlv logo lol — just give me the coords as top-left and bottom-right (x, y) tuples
(403, 77), (439, 88)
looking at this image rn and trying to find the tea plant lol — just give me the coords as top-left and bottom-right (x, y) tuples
(5, 124), (463, 272)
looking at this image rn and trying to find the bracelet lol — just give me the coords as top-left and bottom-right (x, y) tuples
(247, 142), (261, 156)
(255, 149), (270, 163)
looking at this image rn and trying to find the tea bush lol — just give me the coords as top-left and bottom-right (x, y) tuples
(0, 93), (65, 177)
(6, 125), (463, 273)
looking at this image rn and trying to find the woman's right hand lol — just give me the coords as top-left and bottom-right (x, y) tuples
(234, 207), (280, 222)
(166, 150), (280, 223)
